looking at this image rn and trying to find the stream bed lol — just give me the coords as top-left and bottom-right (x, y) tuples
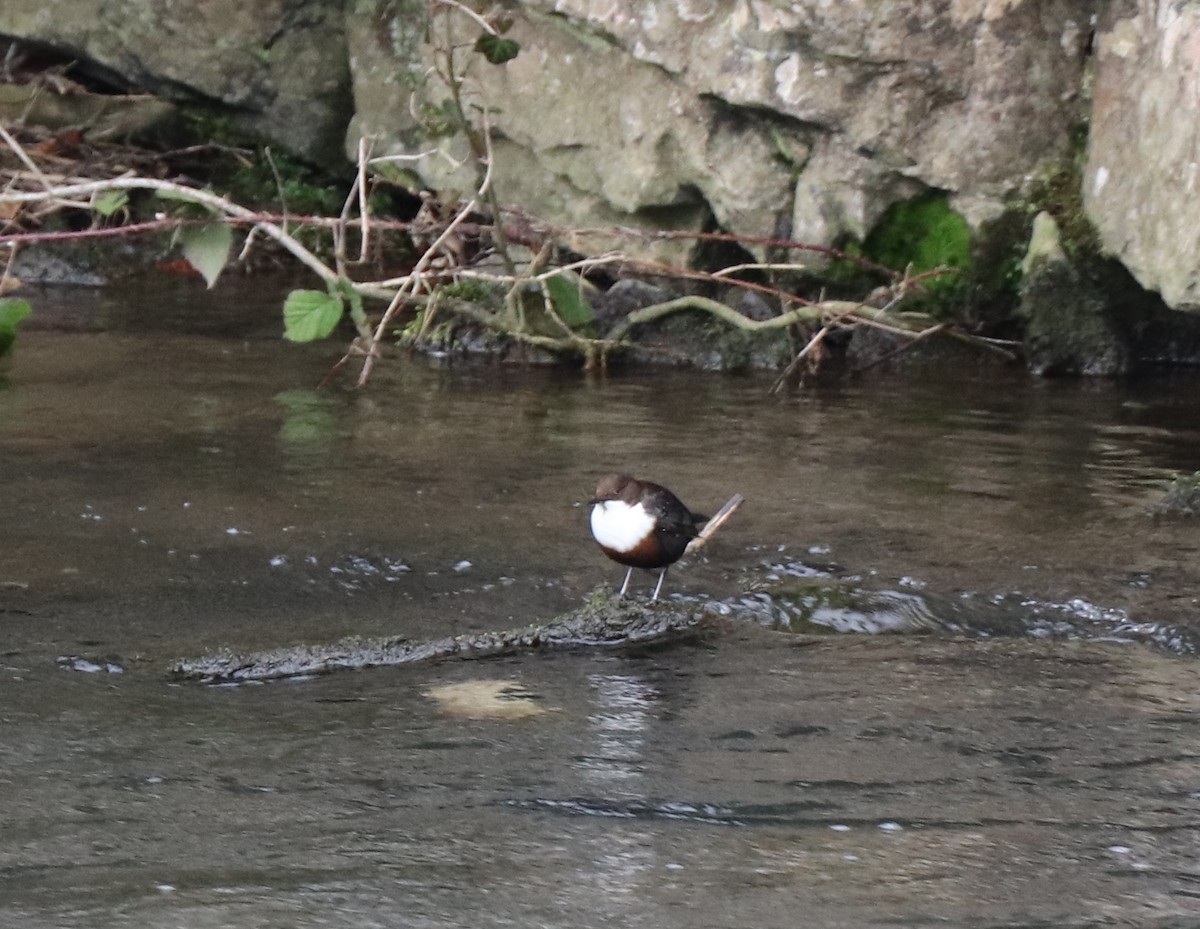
(2, 282), (1200, 927)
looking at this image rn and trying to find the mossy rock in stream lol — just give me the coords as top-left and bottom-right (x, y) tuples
(1148, 472), (1200, 517)
(648, 311), (792, 371)
(1016, 212), (1152, 376)
(170, 592), (712, 683)
(613, 305), (793, 371)
(590, 278), (791, 371)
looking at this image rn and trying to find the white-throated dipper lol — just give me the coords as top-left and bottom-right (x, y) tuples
(588, 474), (704, 601)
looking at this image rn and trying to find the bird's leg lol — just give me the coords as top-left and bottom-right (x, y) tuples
(651, 567), (668, 602)
(618, 566), (633, 598)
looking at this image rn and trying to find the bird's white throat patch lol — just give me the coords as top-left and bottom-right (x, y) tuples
(590, 499), (656, 553)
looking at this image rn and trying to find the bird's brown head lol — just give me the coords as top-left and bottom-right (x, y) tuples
(590, 473), (637, 506)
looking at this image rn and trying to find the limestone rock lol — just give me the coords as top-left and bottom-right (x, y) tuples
(0, 0), (1110, 297)
(1019, 212), (1131, 376)
(0, 0), (353, 165)
(354, 0), (1092, 258)
(1085, 0), (1200, 311)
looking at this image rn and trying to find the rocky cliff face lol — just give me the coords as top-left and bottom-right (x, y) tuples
(0, 0), (353, 165)
(349, 0), (1095, 263)
(1, 0), (1197, 328)
(1085, 0), (1200, 311)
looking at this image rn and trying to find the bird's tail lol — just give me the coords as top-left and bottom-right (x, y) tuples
(685, 494), (744, 555)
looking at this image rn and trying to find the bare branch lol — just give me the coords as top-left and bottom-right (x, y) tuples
(352, 196), (481, 386)
(0, 0), (1017, 388)
(432, 0), (499, 35)
(0, 124), (53, 193)
(1, 176), (338, 283)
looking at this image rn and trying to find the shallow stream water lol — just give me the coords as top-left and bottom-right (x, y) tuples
(3, 282), (1200, 927)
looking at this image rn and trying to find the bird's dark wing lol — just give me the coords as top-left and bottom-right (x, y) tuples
(641, 482), (700, 539)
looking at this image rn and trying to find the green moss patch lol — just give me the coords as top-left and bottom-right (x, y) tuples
(862, 192), (971, 295)
(821, 192), (973, 315)
(0, 299), (32, 357)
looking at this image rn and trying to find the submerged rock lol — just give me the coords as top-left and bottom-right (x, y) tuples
(1018, 212), (1200, 375)
(1148, 472), (1200, 518)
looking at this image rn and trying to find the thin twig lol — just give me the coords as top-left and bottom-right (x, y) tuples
(769, 321), (835, 394)
(0, 125), (53, 193)
(263, 147), (289, 228)
(367, 149), (442, 165)
(0, 218), (183, 243)
(566, 225), (903, 279)
(711, 261), (809, 278)
(357, 136), (371, 263)
(0, 239), (19, 291)
(432, 0), (499, 35)
(353, 196), (480, 386)
(0, 175), (346, 290)
(333, 171), (355, 275)
(851, 322), (948, 375)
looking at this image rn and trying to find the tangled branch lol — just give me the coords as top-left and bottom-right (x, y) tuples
(0, 0), (1015, 387)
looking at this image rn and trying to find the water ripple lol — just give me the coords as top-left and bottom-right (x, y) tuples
(718, 559), (1199, 654)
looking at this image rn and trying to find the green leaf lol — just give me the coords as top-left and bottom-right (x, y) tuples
(418, 100), (457, 137)
(475, 34), (520, 65)
(283, 289), (344, 342)
(0, 298), (32, 331)
(92, 190), (128, 217)
(179, 223), (233, 288)
(0, 298), (32, 356)
(543, 274), (594, 330)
